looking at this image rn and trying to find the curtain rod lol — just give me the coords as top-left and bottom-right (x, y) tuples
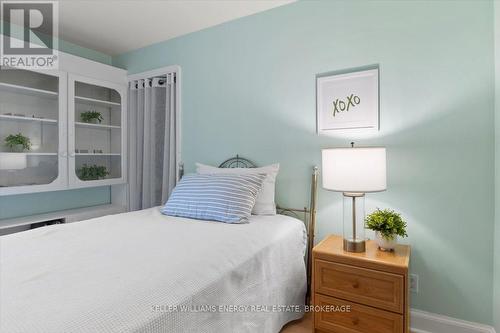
(127, 65), (181, 81)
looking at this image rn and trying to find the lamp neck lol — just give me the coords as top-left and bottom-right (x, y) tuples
(343, 192), (365, 198)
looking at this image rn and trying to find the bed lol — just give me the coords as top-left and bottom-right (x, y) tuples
(0, 157), (318, 333)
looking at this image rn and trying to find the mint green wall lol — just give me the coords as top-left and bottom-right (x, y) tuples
(0, 30), (113, 220)
(494, 2), (500, 330)
(114, 0), (495, 325)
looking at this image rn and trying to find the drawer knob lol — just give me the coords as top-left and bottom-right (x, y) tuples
(352, 317), (359, 325)
(352, 281), (359, 288)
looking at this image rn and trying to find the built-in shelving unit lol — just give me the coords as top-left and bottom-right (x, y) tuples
(0, 59), (127, 197)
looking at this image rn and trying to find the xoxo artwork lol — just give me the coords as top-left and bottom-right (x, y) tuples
(332, 94), (361, 117)
(317, 68), (379, 134)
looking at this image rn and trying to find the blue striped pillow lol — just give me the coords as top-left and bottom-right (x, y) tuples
(161, 173), (266, 223)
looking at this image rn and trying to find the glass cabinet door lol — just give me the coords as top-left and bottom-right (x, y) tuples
(68, 75), (125, 187)
(0, 68), (66, 194)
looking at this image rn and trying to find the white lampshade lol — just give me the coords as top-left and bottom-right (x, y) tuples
(0, 154), (27, 170)
(322, 147), (386, 193)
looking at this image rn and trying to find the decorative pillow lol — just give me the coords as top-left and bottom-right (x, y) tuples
(196, 163), (279, 215)
(161, 173), (266, 224)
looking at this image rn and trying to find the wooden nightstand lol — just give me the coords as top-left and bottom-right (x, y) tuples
(312, 235), (410, 333)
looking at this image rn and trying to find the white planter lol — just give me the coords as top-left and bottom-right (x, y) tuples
(11, 144), (25, 152)
(375, 231), (397, 251)
(82, 118), (100, 124)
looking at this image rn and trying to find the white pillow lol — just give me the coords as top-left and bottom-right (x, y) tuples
(196, 162), (279, 215)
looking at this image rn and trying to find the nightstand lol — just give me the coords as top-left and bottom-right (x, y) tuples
(312, 235), (410, 333)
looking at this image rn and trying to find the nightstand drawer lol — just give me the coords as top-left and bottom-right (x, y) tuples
(315, 294), (404, 333)
(315, 260), (404, 313)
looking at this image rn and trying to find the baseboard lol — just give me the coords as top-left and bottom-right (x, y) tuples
(410, 309), (496, 333)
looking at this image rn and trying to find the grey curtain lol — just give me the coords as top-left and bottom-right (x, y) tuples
(128, 74), (177, 210)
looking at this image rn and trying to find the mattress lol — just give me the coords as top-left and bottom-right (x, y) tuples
(0, 207), (307, 333)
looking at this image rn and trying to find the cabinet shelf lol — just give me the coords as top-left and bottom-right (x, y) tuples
(0, 82), (58, 98)
(0, 114), (57, 123)
(75, 121), (120, 129)
(0, 152), (57, 156)
(75, 153), (121, 156)
(75, 95), (121, 107)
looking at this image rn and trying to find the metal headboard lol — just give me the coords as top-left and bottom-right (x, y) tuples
(219, 155), (318, 304)
(218, 155), (257, 168)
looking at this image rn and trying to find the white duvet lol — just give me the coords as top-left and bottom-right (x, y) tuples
(0, 207), (307, 333)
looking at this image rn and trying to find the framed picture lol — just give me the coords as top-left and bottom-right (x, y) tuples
(317, 68), (379, 134)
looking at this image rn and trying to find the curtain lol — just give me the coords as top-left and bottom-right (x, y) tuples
(128, 73), (177, 210)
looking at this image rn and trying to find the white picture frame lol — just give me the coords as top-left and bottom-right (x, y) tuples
(316, 68), (379, 134)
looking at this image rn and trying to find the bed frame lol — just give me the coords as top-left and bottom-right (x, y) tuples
(218, 155), (318, 303)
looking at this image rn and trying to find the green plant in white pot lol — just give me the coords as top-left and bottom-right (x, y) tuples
(80, 110), (103, 124)
(365, 208), (408, 251)
(4, 133), (31, 152)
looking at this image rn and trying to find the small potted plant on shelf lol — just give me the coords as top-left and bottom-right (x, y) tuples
(77, 164), (110, 181)
(365, 208), (408, 251)
(80, 110), (103, 124)
(4, 133), (31, 152)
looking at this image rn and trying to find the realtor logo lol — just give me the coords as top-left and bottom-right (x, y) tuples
(1, 1), (58, 69)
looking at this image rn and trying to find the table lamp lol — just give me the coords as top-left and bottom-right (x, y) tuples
(322, 143), (386, 252)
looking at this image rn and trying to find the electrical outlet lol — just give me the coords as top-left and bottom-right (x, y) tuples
(409, 274), (419, 293)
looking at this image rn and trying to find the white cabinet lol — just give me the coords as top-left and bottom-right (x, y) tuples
(0, 55), (127, 196)
(0, 68), (67, 195)
(68, 74), (127, 188)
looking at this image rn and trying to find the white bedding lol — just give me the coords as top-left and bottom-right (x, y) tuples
(0, 207), (307, 333)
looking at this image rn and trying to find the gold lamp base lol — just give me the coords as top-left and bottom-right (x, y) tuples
(343, 238), (366, 253)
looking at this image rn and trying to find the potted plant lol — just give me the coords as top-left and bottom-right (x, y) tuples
(4, 133), (31, 152)
(77, 164), (110, 181)
(365, 208), (408, 251)
(80, 110), (103, 124)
